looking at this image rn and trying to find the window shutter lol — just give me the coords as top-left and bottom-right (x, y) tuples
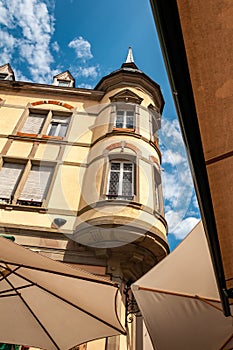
(0, 163), (24, 201)
(18, 165), (53, 204)
(21, 114), (45, 134)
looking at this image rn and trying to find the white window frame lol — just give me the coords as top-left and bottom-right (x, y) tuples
(46, 116), (70, 137)
(19, 109), (71, 139)
(107, 161), (134, 200)
(114, 105), (135, 129)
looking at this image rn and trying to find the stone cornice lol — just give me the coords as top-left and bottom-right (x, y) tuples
(0, 80), (104, 101)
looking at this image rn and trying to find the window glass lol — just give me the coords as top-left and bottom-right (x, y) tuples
(0, 73), (8, 80)
(107, 161), (134, 200)
(115, 106), (135, 129)
(47, 116), (69, 137)
(58, 80), (70, 87)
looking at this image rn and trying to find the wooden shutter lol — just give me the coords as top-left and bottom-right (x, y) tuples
(18, 165), (53, 205)
(0, 163), (24, 202)
(21, 113), (45, 134)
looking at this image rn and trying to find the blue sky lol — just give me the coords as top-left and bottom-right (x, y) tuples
(0, 0), (200, 250)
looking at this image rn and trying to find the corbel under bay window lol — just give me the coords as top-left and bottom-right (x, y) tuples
(107, 161), (134, 200)
(0, 160), (54, 207)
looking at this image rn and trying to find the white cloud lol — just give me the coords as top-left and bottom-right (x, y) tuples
(0, 2), (13, 27)
(13, 68), (31, 82)
(78, 83), (93, 89)
(160, 118), (195, 227)
(78, 66), (99, 79)
(0, 30), (17, 64)
(167, 213), (200, 240)
(52, 41), (60, 52)
(68, 36), (93, 60)
(0, 0), (55, 83)
(162, 149), (186, 166)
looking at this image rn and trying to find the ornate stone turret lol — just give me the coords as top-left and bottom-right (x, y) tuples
(74, 48), (169, 282)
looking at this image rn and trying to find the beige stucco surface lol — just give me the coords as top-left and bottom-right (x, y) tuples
(177, 0), (233, 290)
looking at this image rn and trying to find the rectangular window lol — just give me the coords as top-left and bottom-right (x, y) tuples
(19, 109), (71, 138)
(0, 163), (24, 204)
(107, 161), (134, 200)
(21, 112), (46, 134)
(57, 80), (70, 87)
(17, 165), (53, 206)
(46, 116), (69, 137)
(0, 161), (54, 207)
(115, 105), (135, 129)
(0, 73), (8, 80)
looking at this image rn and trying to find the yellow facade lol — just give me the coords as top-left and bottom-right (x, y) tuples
(0, 59), (169, 349)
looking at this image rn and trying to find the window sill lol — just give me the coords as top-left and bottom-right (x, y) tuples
(16, 132), (38, 137)
(0, 202), (47, 213)
(113, 127), (135, 132)
(42, 135), (63, 140)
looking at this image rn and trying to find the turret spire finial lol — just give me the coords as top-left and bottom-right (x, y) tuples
(121, 47), (138, 70)
(125, 47), (134, 63)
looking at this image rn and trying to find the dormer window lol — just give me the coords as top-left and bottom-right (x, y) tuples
(57, 80), (70, 87)
(53, 70), (75, 87)
(0, 73), (8, 80)
(0, 63), (15, 81)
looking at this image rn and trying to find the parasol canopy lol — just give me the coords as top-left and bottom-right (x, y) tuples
(132, 221), (233, 350)
(0, 236), (126, 350)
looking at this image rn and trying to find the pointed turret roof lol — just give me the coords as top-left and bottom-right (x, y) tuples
(95, 47), (165, 111)
(121, 47), (139, 70)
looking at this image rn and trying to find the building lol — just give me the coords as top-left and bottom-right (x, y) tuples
(150, 0), (233, 315)
(0, 49), (169, 349)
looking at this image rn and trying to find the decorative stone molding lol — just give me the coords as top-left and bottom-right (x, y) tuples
(31, 100), (74, 110)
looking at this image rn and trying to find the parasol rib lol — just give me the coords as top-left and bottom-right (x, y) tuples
(219, 333), (233, 350)
(137, 286), (221, 304)
(0, 259), (117, 286)
(0, 283), (35, 297)
(5, 265), (126, 335)
(4, 275), (60, 350)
